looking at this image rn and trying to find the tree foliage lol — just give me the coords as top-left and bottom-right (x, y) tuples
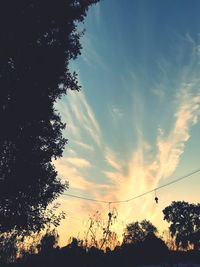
(163, 201), (200, 250)
(37, 229), (59, 253)
(0, 0), (99, 233)
(123, 220), (158, 245)
(0, 232), (18, 264)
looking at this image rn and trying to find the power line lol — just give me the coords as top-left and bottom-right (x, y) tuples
(62, 193), (109, 203)
(63, 168), (200, 204)
(125, 168), (200, 203)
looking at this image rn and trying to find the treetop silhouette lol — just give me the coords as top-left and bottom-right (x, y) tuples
(163, 201), (200, 250)
(0, 0), (99, 233)
(123, 219), (158, 245)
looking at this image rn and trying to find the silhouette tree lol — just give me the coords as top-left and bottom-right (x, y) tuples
(123, 219), (158, 244)
(138, 233), (169, 264)
(83, 209), (118, 250)
(99, 208), (118, 250)
(163, 201), (200, 250)
(0, 0), (99, 233)
(37, 229), (59, 253)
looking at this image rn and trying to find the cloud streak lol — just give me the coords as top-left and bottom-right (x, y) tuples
(56, 89), (102, 147)
(55, 77), (200, 243)
(105, 148), (123, 172)
(156, 88), (200, 180)
(54, 35), (200, 245)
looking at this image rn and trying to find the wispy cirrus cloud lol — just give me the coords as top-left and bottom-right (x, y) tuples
(56, 79), (200, 235)
(101, 89), (200, 225)
(156, 88), (200, 179)
(53, 157), (90, 191)
(101, 53), (200, 225)
(81, 34), (108, 71)
(66, 157), (91, 169)
(56, 89), (101, 147)
(56, 100), (81, 140)
(110, 105), (124, 126)
(96, 40), (200, 224)
(55, 35), (200, 244)
(105, 148), (123, 172)
(74, 141), (94, 152)
(111, 105), (124, 119)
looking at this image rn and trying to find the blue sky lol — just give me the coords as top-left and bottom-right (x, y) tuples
(54, 0), (200, 245)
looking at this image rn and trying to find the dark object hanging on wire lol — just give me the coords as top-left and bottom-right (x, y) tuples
(63, 169), (200, 204)
(155, 196), (159, 204)
(154, 190), (159, 204)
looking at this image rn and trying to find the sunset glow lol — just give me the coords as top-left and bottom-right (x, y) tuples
(53, 0), (200, 246)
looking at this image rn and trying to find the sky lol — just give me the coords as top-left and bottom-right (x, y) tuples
(54, 0), (200, 246)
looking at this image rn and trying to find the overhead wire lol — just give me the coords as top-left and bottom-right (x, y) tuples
(63, 168), (200, 204)
(62, 193), (109, 203)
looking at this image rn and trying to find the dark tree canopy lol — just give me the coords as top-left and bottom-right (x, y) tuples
(38, 229), (59, 253)
(0, 0), (99, 233)
(163, 201), (200, 250)
(123, 220), (158, 245)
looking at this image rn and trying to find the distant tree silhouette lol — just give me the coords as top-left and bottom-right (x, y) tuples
(3, 230), (200, 267)
(138, 233), (169, 264)
(67, 237), (84, 249)
(38, 229), (59, 253)
(0, 0), (99, 233)
(163, 201), (200, 250)
(123, 219), (158, 244)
